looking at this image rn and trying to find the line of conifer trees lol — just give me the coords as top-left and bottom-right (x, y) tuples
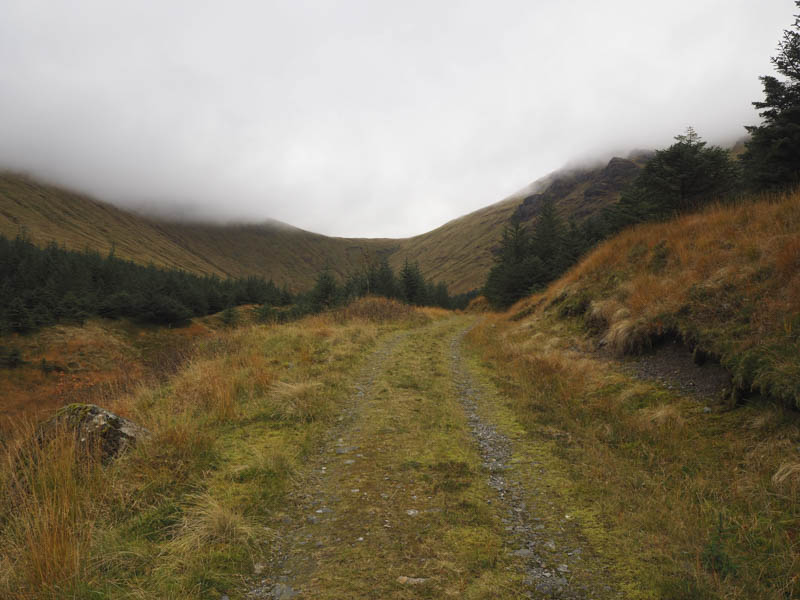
(302, 257), (476, 313)
(484, 129), (745, 309)
(0, 234), (292, 334)
(0, 233), (477, 338)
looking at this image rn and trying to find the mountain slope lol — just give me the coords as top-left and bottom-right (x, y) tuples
(0, 173), (396, 291)
(389, 195), (523, 292)
(513, 155), (646, 224)
(513, 189), (800, 406)
(387, 155), (645, 291)
(0, 156), (644, 294)
(0, 171), (526, 293)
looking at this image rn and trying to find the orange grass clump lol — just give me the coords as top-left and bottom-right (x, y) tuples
(532, 190), (800, 406)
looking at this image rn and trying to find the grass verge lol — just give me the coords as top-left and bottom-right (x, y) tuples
(466, 311), (800, 599)
(0, 297), (426, 599)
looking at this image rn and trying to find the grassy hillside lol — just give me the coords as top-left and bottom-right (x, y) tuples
(0, 173), (396, 291)
(389, 195), (522, 292)
(527, 190), (800, 407)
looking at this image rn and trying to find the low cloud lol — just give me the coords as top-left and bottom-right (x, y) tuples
(0, 1), (792, 237)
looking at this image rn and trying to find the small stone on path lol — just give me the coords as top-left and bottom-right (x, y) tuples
(396, 576), (427, 585)
(270, 583), (298, 599)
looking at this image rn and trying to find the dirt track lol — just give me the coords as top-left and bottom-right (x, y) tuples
(250, 316), (622, 599)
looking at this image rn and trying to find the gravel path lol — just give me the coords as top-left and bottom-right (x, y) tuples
(450, 327), (618, 599)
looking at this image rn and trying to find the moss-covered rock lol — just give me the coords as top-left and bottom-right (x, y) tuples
(38, 403), (149, 461)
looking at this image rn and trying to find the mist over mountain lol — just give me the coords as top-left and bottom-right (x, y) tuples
(0, 1), (790, 237)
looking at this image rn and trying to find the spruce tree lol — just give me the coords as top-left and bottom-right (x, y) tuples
(310, 268), (339, 310)
(484, 219), (539, 308)
(399, 260), (426, 305)
(743, 1), (800, 190)
(374, 258), (398, 299)
(621, 128), (738, 218)
(530, 199), (567, 279)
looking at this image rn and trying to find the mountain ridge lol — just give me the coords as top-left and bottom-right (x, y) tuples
(0, 155), (644, 293)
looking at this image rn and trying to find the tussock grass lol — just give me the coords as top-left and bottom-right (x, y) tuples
(0, 301), (429, 598)
(470, 315), (800, 597)
(537, 189), (800, 407)
(0, 422), (110, 599)
(267, 381), (326, 422)
(332, 296), (429, 324)
(169, 493), (259, 553)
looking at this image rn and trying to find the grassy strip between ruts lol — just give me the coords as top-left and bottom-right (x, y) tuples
(264, 315), (516, 598)
(465, 312), (800, 599)
(0, 297), (431, 599)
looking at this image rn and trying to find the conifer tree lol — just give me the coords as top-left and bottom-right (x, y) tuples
(743, 1), (800, 190)
(620, 128), (738, 218)
(374, 257), (399, 299)
(530, 199), (568, 280)
(399, 260), (426, 305)
(310, 268), (339, 310)
(484, 218), (542, 308)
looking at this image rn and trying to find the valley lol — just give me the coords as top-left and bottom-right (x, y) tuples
(0, 153), (640, 295)
(3, 3), (800, 599)
(2, 173), (799, 600)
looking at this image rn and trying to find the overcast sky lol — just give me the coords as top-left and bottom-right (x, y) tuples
(0, 1), (794, 237)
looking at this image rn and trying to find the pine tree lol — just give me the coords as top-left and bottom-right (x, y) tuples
(621, 128), (739, 218)
(484, 219), (538, 308)
(399, 260), (426, 305)
(530, 199), (567, 279)
(743, 1), (800, 190)
(374, 258), (399, 299)
(310, 268), (339, 310)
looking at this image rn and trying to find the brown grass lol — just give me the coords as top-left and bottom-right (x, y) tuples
(535, 190), (800, 406)
(267, 381), (326, 422)
(332, 296), (430, 324)
(170, 493), (259, 552)
(0, 423), (110, 599)
(0, 302), (424, 597)
(467, 312), (800, 597)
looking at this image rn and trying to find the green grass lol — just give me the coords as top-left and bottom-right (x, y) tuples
(0, 299), (425, 599)
(466, 307), (800, 599)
